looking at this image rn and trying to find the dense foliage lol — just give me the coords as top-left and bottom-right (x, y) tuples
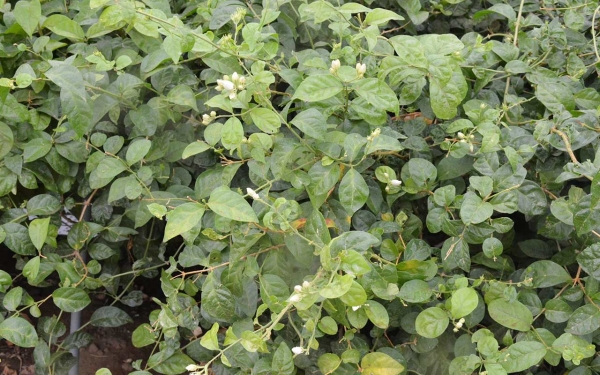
(1, 0), (600, 374)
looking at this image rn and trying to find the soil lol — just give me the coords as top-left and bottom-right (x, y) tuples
(0, 297), (156, 375)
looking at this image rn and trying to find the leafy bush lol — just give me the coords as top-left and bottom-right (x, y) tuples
(1, 0), (600, 374)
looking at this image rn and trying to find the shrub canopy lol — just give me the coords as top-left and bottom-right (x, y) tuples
(1, 0), (600, 374)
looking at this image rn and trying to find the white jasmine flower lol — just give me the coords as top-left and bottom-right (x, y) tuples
(457, 132), (465, 139)
(229, 91), (237, 99)
(292, 346), (304, 355)
(390, 179), (402, 187)
(238, 76), (246, 85)
(469, 143), (474, 153)
(352, 305), (361, 311)
(288, 293), (302, 303)
(232, 72), (239, 82)
(202, 114), (211, 125)
(356, 62), (366, 76)
(217, 79), (235, 91)
(294, 285), (303, 293)
(246, 188), (260, 200)
(330, 59), (341, 72)
(302, 280), (310, 289)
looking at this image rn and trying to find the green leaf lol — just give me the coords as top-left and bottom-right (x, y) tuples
(14, 0), (41, 36)
(522, 260), (572, 288)
(294, 75), (343, 102)
(43, 15), (85, 41)
(318, 353), (341, 374)
(320, 274), (353, 298)
(501, 341), (546, 373)
(28, 217), (50, 251)
(90, 306), (133, 327)
(0, 317), (38, 347)
(353, 78), (399, 113)
(437, 156), (474, 181)
(415, 307), (449, 338)
(45, 64), (92, 137)
(182, 141), (210, 159)
(23, 138), (52, 163)
(565, 304), (600, 336)
(430, 71), (467, 119)
(460, 192), (494, 224)
(577, 243), (600, 280)
(339, 281), (368, 306)
(126, 139), (152, 166)
(207, 186), (258, 222)
(27, 195), (61, 216)
(132, 323), (156, 348)
(272, 342), (294, 375)
(200, 322), (220, 351)
(400, 158), (437, 194)
(482, 237), (503, 258)
(0, 122), (13, 160)
(166, 85), (198, 111)
(488, 299), (533, 331)
(364, 8), (404, 26)
(3, 287), (23, 311)
(163, 203), (205, 242)
(89, 158), (127, 189)
(364, 300), (390, 329)
(290, 108), (328, 140)
(221, 117), (244, 150)
(152, 351), (194, 375)
(361, 352), (404, 375)
(338, 169), (369, 214)
(450, 287), (479, 319)
(249, 107), (281, 134)
(399, 280), (432, 303)
(535, 82), (576, 113)
(2, 223), (36, 255)
(52, 287), (91, 313)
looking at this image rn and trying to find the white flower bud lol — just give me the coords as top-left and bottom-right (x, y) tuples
(210, 111), (216, 117)
(217, 79), (235, 91)
(229, 91), (237, 99)
(246, 188), (260, 200)
(385, 186), (390, 192)
(470, 134), (475, 139)
(186, 364), (201, 372)
(232, 72), (239, 82)
(459, 318), (465, 324)
(302, 281), (310, 289)
(453, 327), (459, 332)
(352, 305), (361, 311)
(383, 172), (389, 178)
(292, 347), (304, 355)
(459, 139), (467, 143)
(202, 114), (210, 122)
(239, 76), (246, 85)
(294, 285), (303, 293)
(470, 143), (474, 153)
(356, 62), (366, 76)
(331, 59), (341, 71)
(288, 293), (302, 303)
(457, 132), (465, 139)
(390, 179), (402, 187)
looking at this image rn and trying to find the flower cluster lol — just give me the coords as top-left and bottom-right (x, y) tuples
(201, 111), (217, 125)
(452, 317), (466, 332)
(288, 280), (310, 303)
(216, 72), (246, 99)
(457, 131), (475, 153)
(186, 364), (202, 374)
(366, 127), (380, 141)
